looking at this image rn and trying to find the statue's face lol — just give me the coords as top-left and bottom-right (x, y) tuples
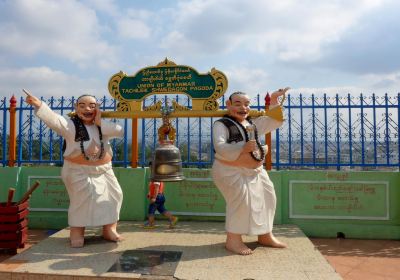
(226, 94), (251, 122)
(75, 95), (97, 125)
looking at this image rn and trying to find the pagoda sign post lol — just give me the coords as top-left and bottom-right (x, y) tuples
(105, 58), (285, 168)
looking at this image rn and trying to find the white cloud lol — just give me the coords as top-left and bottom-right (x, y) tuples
(0, 0), (118, 69)
(316, 0), (400, 75)
(293, 70), (400, 97)
(0, 67), (106, 99)
(294, 76), (400, 97)
(83, 0), (119, 16)
(160, 0), (386, 62)
(116, 17), (151, 39)
(225, 66), (270, 97)
(362, 72), (400, 95)
(0, 0), (397, 101)
(294, 86), (363, 96)
(161, 31), (198, 53)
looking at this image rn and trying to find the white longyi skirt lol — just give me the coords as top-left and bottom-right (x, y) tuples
(212, 160), (276, 235)
(61, 160), (123, 227)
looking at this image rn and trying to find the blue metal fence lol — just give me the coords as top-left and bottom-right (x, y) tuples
(1, 93), (399, 170)
(0, 97), (7, 166)
(278, 93), (399, 170)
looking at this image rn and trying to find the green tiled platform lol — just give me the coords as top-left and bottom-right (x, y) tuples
(0, 221), (342, 280)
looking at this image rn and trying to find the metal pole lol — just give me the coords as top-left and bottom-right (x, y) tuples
(8, 95), (17, 167)
(264, 93), (272, 170)
(131, 118), (138, 168)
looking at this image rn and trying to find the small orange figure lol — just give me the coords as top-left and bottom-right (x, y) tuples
(144, 180), (178, 229)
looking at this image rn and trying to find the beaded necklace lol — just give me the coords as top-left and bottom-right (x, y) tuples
(71, 115), (104, 161)
(79, 126), (105, 161)
(223, 115), (266, 162)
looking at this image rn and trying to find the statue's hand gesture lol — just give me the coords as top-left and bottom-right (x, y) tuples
(94, 103), (102, 126)
(270, 87), (290, 105)
(23, 89), (42, 108)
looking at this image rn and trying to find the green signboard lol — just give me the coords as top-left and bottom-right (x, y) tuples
(164, 169), (225, 216)
(108, 59), (228, 111)
(27, 176), (69, 211)
(119, 66), (216, 100)
(289, 180), (389, 220)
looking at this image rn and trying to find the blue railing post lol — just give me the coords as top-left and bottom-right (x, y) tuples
(17, 96), (24, 166)
(384, 93), (390, 165)
(300, 94), (304, 165)
(288, 94), (292, 166)
(348, 94), (353, 167)
(360, 93), (365, 165)
(1, 97), (7, 166)
(186, 96), (190, 165)
(372, 93), (377, 164)
(398, 93), (400, 168)
(49, 97), (54, 161)
(323, 94), (328, 167)
(311, 94), (316, 167)
(152, 95), (157, 153)
(59, 96), (65, 163)
(335, 94), (340, 170)
(198, 117), (202, 168)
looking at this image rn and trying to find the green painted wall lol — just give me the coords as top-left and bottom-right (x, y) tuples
(280, 170), (400, 239)
(162, 168), (224, 220)
(1, 166), (148, 229)
(269, 172), (282, 224)
(1, 167), (400, 240)
(0, 167), (20, 201)
(115, 167), (147, 221)
(17, 166), (68, 229)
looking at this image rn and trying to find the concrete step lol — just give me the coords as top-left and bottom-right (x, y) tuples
(0, 221), (342, 280)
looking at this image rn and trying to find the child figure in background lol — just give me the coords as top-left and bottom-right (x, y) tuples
(145, 180), (178, 229)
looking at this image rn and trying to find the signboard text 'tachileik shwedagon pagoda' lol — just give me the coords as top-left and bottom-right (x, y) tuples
(102, 58), (284, 121)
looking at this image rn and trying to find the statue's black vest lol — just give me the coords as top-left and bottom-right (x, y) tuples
(62, 116), (101, 153)
(215, 117), (244, 144)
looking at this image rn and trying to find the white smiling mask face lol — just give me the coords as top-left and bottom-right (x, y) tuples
(75, 95), (97, 125)
(226, 93), (251, 123)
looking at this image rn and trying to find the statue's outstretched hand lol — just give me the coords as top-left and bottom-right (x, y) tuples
(23, 89), (42, 108)
(270, 87), (290, 105)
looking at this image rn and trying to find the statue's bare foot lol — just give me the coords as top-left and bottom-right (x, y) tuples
(70, 238), (84, 248)
(70, 227), (84, 248)
(103, 226), (123, 242)
(225, 240), (253, 255)
(258, 234), (287, 248)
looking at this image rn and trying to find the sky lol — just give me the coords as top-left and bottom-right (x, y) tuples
(1, 0), (400, 101)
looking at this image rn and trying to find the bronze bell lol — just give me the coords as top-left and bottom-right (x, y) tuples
(151, 140), (185, 181)
(150, 102), (185, 182)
